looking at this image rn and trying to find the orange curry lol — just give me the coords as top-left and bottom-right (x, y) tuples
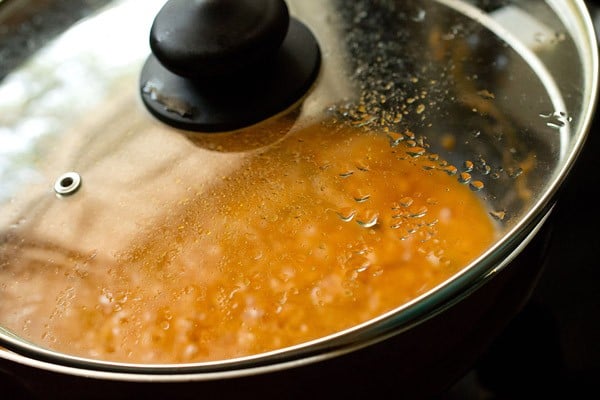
(0, 122), (496, 363)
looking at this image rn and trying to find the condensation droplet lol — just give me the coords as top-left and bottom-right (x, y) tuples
(426, 218), (439, 227)
(390, 222), (403, 229)
(477, 89), (495, 100)
(353, 190), (371, 203)
(539, 111), (572, 129)
(507, 167), (524, 179)
(469, 181), (485, 191)
(412, 8), (426, 22)
(319, 162), (332, 171)
(355, 160), (370, 171)
(443, 165), (458, 176)
(490, 210), (506, 221)
(400, 197), (414, 207)
(392, 211), (406, 219)
(458, 172), (472, 184)
(406, 146), (426, 157)
(409, 206), (428, 218)
(406, 144), (426, 158)
(336, 208), (357, 222)
(356, 211), (379, 228)
(387, 131), (404, 147)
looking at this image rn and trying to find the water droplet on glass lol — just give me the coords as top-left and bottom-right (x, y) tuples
(319, 162), (332, 171)
(353, 190), (371, 203)
(355, 160), (370, 171)
(539, 111), (572, 129)
(337, 208), (357, 222)
(507, 167), (524, 179)
(426, 218), (439, 227)
(404, 130), (416, 140)
(412, 8), (426, 22)
(490, 210), (506, 221)
(355, 263), (370, 273)
(463, 161), (474, 172)
(390, 222), (403, 229)
(407, 146), (426, 158)
(458, 172), (472, 184)
(387, 131), (404, 147)
(353, 246), (370, 256)
(443, 165), (458, 176)
(399, 197), (414, 207)
(356, 211), (379, 228)
(469, 181), (485, 191)
(477, 90), (495, 100)
(392, 211), (406, 219)
(409, 206), (428, 218)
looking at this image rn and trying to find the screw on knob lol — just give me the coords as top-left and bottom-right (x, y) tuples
(140, 0), (321, 132)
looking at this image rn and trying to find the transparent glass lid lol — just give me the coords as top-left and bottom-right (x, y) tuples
(0, 0), (596, 370)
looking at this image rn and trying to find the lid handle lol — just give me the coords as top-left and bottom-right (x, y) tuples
(150, 0), (289, 80)
(140, 0), (321, 132)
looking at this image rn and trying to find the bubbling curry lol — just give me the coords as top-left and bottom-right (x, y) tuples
(0, 121), (496, 364)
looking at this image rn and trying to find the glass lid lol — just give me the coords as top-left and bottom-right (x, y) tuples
(0, 0), (597, 371)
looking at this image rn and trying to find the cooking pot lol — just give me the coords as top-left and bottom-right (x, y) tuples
(0, 0), (597, 398)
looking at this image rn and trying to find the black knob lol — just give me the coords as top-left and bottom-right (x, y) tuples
(140, 0), (321, 132)
(150, 0), (289, 80)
